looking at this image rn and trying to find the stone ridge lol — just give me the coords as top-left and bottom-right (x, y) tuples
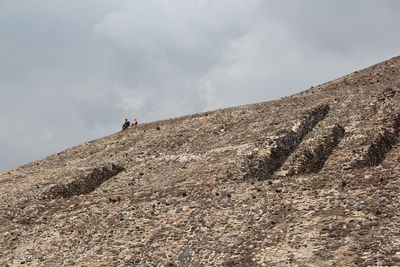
(1, 56), (400, 266)
(243, 104), (330, 180)
(284, 124), (345, 176)
(353, 114), (400, 167)
(43, 164), (125, 199)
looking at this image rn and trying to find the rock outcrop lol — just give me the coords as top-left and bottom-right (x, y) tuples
(1, 56), (400, 266)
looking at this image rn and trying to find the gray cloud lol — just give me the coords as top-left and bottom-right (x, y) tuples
(76, 92), (124, 128)
(1, 0), (400, 171)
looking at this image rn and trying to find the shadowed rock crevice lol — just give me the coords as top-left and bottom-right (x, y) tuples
(243, 105), (330, 180)
(354, 114), (400, 167)
(286, 125), (345, 175)
(43, 164), (125, 199)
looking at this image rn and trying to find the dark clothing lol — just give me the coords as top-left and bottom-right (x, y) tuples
(122, 121), (130, 130)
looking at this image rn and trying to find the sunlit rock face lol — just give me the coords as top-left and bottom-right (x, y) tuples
(1, 56), (400, 266)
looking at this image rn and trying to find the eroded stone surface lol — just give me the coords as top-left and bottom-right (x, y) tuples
(1, 56), (400, 266)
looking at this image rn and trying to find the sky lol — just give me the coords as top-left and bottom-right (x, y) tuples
(1, 0), (400, 172)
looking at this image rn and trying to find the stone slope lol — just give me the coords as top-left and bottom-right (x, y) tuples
(1, 56), (400, 266)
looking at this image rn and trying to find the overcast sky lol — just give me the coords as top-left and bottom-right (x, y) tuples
(1, 0), (399, 172)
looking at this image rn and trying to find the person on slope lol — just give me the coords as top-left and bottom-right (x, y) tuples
(131, 118), (138, 127)
(122, 119), (130, 131)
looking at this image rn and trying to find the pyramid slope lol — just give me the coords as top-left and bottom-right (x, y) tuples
(1, 56), (400, 266)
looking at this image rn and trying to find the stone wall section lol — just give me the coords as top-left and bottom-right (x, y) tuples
(353, 114), (400, 167)
(42, 164), (125, 199)
(282, 124), (345, 176)
(243, 105), (330, 180)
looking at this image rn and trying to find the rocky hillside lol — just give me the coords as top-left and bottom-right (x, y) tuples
(1, 56), (400, 266)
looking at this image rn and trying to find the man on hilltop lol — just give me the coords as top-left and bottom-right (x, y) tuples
(122, 119), (130, 131)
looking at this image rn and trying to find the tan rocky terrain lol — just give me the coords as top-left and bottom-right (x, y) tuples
(1, 56), (400, 266)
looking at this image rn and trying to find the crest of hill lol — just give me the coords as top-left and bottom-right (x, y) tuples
(1, 56), (400, 266)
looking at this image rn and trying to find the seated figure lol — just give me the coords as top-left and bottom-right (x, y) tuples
(122, 119), (130, 130)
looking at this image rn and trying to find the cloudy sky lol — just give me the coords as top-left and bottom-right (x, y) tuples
(1, 0), (399, 172)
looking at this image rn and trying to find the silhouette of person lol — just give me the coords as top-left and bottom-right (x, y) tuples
(122, 119), (130, 130)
